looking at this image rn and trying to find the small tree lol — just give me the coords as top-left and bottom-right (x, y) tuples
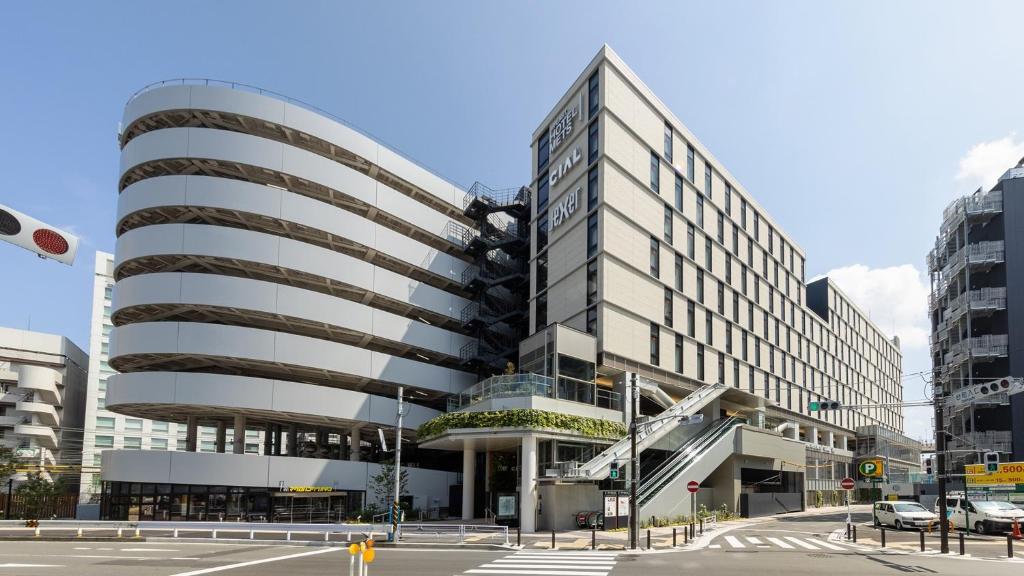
(15, 472), (65, 519)
(0, 447), (17, 482)
(369, 460), (408, 511)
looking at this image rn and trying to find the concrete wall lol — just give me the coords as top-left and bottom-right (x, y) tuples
(537, 483), (603, 531)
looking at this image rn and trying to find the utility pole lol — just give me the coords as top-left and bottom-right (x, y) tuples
(629, 373), (638, 550)
(934, 386), (949, 553)
(391, 386), (404, 539)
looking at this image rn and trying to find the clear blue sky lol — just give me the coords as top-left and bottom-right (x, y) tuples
(2, 1), (1022, 439)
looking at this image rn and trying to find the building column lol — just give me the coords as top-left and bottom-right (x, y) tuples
(520, 435), (538, 533)
(349, 428), (361, 462)
(287, 424), (298, 457)
(840, 435), (849, 451)
(186, 416), (199, 452)
(825, 430), (835, 449)
(785, 421), (799, 440)
(263, 424), (273, 456)
(462, 447), (476, 520)
(807, 426), (818, 445)
(215, 421), (226, 453)
(273, 425), (282, 456)
(233, 415), (246, 454)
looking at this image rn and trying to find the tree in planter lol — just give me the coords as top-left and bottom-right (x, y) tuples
(15, 472), (65, 520)
(368, 460), (409, 514)
(0, 447), (16, 519)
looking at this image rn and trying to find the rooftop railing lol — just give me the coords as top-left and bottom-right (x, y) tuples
(446, 373), (621, 412)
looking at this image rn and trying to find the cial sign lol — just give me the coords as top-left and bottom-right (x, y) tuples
(858, 459), (884, 478)
(548, 146), (582, 188)
(549, 91), (583, 152)
(549, 188), (580, 231)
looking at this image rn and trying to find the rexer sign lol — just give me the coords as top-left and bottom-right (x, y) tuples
(549, 188), (580, 231)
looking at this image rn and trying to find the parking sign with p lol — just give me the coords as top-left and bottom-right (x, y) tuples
(858, 459), (884, 479)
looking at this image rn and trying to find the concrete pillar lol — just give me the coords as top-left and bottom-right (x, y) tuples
(263, 424), (273, 455)
(233, 415), (246, 454)
(520, 435), (538, 533)
(700, 397), (722, 423)
(825, 430), (835, 449)
(785, 421), (799, 440)
(840, 435), (849, 451)
(186, 416), (199, 452)
(349, 428), (361, 462)
(808, 426), (818, 446)
(273, 425), (282, 456)
(484, 451), (493, 515)
(215, 422), (226, 453)
(462, 448), (476, 521)
(287, 424), (298, 457)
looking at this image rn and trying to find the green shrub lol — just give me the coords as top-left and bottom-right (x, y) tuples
(417, 409), (627, 440)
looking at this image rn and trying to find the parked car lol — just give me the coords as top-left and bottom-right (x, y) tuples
(935, 496), (1024, 535)
(873, 501), (938, 530)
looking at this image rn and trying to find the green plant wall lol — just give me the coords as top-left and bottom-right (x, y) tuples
(417, 409), (626, 440)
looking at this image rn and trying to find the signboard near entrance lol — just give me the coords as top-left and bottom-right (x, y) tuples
(687, 481), (699, 494)
(965, 461), (1024, 488)
(858, 459), (884, 479)
(497, 494), (516, 518)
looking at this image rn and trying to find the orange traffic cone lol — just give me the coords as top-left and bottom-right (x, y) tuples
(1013, 518), (1022, 540)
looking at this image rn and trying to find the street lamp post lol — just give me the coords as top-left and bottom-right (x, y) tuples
(629, 373), (638, 550)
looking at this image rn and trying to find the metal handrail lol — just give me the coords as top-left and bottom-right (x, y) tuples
(638, 418), (741, 506)
(125, 78), (468, 193)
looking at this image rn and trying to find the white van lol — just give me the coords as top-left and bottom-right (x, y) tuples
(936, 496), (1024, 535)
(873, 501), (938, 530)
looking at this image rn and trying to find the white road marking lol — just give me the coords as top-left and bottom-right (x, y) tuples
(121, 548), (179, 552)
(766, 537), (794, 549)
(494, 559), (614, 565)
(724, 536), (746, 548)
(168, 547), (338, 576)
(0, 565), (63, 569)
(467, 571), (609, 576)
(512, 553), (618, 558)
(72, 547), (91, 550)
(745, 536), (763, 545)
(481, 564), (614, 570)
(785, 537), (820, 550)
(811, 540), (846, 551)
(709, 544), (721, 549)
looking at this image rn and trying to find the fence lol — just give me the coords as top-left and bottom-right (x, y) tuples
(394, 523), (509, 545)
(0, 519), (382, 542)
(0, 494), (78, 519)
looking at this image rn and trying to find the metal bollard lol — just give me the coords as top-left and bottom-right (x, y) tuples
(250, 530), (254, 540)
(212, 530), (217, 539)
(846, 523), (851, 540)
(853, 525), (857, 543)
(646, 529), (651, 550)
(324, 531), (330, 542)
(699, 518), (704, 535)
(919, 530), (925, 552)
(959, 532), (965, 556)
(77, 527), (83, 538)
(690, 522), (695, 539)
(117, 527), (123, 538)
(592, 529), (596, 550)
(173, 528), (179, 538)
(673, 527), (677, 547)
(551, 530), (556, 550)
(1009, 534), (1014, 559)
(684, 525), (688, 544)
(34, 526), (40, 538)
(134, 528), (141, 538)
(286, 531), (292, 541)
(880, 527), (885, 547)
(517, 526), (521, 547)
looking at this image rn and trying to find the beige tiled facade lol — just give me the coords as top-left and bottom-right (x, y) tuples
(531, 46), (902, 441)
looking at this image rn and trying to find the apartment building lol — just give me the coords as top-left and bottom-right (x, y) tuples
(928, 158), (1024, 467)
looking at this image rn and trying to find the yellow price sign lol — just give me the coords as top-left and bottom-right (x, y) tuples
(965, 461), (1024, 486)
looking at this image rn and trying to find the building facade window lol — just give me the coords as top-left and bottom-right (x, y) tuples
(664, 204), (673, 243)
(586, 307), (597, 334)
(717, 211), (725, 244)
(717, 281), (725, 314)
(696, 269), (705, 303)
(151, 438), (168, 451)
(588, 166), (598, 211)
(537, 211), (549, 252)
(650, 323), (660, 366)
(588, 70), (599, 119)
(537, 173), (549, 213)
(706, 314), (713, 346)
(697, 344), (705, 381)
(587, 261), (598, 306)
(664, 122), (673, 162)
(675, 334), (684, 374)
(536, 251), (548, 292)
(95, 435), (114, 448)
(687, 145), (695, 181)
(726, 321), (733, 353)
(725, 183), (732, 215)
(124, 437), (142, 450)
(538, 129), (550, 172)
(695, 194), (704, 228)
(588, 119), (599, 164)
(96, 417), (115, 430)
(650, 236), (660, 278)
(587, 213), (598, 258)
(674, 173), (684, 212)
(705, 241), (713, 272)
(687, 299), (696, 337)
(664, 288), (674, 327)
(674, 252), (684, 292)
(650, 151), (660, 192)
(686, 224), (695, 259)
(705, 164), (712, 199)
(536, 293), (547, 333)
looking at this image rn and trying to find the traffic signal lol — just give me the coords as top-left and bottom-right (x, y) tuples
(609, 461), (620, 480)
(0, 203), (79, 265)
(924, 457), (933, 476)
(808, 400), (841, 411)
(984, 451), (999, 473)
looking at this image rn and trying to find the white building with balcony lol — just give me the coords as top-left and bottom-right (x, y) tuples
(0, 327), (87, 486)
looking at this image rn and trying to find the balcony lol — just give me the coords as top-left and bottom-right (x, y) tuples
(946, 287), (1007, 323)
(943, 334), (1008, 367)
(940, 241), (1005, 286)
(447, 373), (622, 413)
(16, 401), (59, 427)
(948, 430), (1012, 454)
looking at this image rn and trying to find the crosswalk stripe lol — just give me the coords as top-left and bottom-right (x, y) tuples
(745, 536), (763, 545)
(468, 565), (610, 569)
(724, 536), (746, 548)
(512, 553), (618, 559)
(785, 537), (820, 550)
(495, 559), (614, 565)
(810, 540), (846, 551)
(481, 564), (614, 570)
(766, 537), (794, 549)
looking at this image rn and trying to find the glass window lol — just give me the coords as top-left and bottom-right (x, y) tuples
(696, 269), (705, 304)
(717, 281), (725, 315)
(151, 438), (168, 451)
(687, 224), (695, 259)
(705, 164), (712, 199)
(650, 323), (660, 366)
(741, 199), (747, 230)
(97, 397), (106, 410)
(705, 241), (713, 273)
(538, 130), (550, 171)
(587, 166), (598, 211)
(650, 236), (660, 278)
(151, 421), (169, 433)
(537, 172), (549, 213)
(726, 322), (733, 353)
(588, 120), (599, 164)
(200, 440), (216, 453)
(697, 344), (705, 381)
(664, 204), (673, 243)
(674, 253), (684, 291)
(536, 251), (548, 292)
(725, 184), (732, 215)
(732, 226), (739, 255)
(687, 300), (696, 337)
(587, 213), (598, 258)
(687, 145), (695, 181)
(664, 288), (674, 328)
(706, 314), (713, 346)
(586, 307), (597, 335)
(650, 151), (660, 192)
(124, 437), (142, 450)
(695, 194), (704, 228)
(675, 334), (684, 374)
(753, 211), (760, 241)
(125, 419), (143, 432)
(537, 211), (549, 252)
(588, 70), (599, 119)
(587, 261), (598, 306)
(718, 352), (725, 384)
(664, 122), (673, 162)
(95, 435), (114, 448)
(535, 293), (547, 332)
(717, 211), (725, 243)
(726, 254), (733, 284)
(96, 417), (115, 430)
(674, 174), (683, 212)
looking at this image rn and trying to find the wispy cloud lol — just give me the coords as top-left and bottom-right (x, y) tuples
(955, 134), (1024, 192)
